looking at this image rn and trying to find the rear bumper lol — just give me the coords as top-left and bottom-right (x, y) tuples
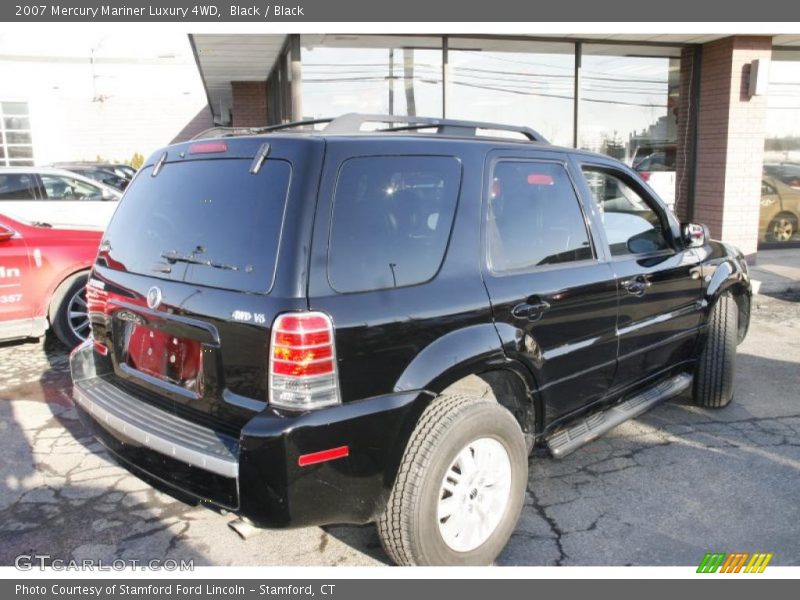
(70, 340), (429, 528)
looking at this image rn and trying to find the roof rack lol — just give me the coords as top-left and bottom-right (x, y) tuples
(193, 113), (549, 143)
(321, 113), (547, 143)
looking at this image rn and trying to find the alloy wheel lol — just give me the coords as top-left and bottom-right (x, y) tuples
(437, 437), (512, 552)
(772, 218), (795, 242)
(67, 287), (91, 342)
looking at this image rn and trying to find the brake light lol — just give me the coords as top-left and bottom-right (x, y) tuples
(189, 141), (228, 154)
(639, 171), (651, 182)
(527, 173), (555, 185)
(269, 312), (340, 410)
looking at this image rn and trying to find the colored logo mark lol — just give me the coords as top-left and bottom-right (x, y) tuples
(697, 552), (773, 573)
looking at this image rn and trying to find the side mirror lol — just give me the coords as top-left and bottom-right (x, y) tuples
(101, 188), (117, 201)
(682, 222), (707, 248)
(0, 225), (14, 243)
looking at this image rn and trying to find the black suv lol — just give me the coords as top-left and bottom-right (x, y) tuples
(70, 114), (751, 566)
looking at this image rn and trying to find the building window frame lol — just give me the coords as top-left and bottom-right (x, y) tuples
(0, 100), (34, 167)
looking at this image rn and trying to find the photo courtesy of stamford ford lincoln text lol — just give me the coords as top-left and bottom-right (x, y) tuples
(0, 1), (799, 594)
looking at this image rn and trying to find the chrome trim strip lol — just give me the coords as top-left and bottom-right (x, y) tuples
(616, 302), (701, 337)
(73, 386), (239, 479)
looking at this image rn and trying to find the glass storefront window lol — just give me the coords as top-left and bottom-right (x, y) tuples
(578, 45), (681, 208)
(761, 49), (800, 245)
(446, 38), (575, 147)
(300, 35), (443, 120)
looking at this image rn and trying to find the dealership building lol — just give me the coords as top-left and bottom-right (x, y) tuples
(189, 33), (800, 260)
(0, 33), (212, 170)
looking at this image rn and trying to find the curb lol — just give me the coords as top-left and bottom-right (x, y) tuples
(751, 279), (800, 295)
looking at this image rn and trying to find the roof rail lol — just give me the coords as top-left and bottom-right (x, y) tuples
(322, 113), (548, 142)
(192, 126), (257, 139)
(193, 113), (549, 143)
(192, 119), (334, 140)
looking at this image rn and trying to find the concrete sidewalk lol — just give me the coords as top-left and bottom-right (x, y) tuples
(751, 248), (800, 295)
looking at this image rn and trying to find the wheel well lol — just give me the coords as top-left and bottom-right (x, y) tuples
(771, 211), (798, 226)
(728, 286), (750, 344)
(441, 369), (537, 438)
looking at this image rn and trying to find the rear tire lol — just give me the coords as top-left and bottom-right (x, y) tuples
(693, 293), (737, 408)
(377, 393), (528, 566)
(50, 272), (90, 348)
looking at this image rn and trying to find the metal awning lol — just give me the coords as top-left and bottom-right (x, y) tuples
(190, 34), (287, 123)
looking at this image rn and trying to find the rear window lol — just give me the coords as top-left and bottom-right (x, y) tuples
(101, 159), (291, 294)
(328, 156), (461, 293)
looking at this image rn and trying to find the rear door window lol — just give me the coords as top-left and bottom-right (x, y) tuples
(327, 155), (461, 293)
(101, 159), (291, 294)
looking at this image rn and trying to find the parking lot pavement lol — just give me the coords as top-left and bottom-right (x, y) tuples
(1, 293), (798, 568)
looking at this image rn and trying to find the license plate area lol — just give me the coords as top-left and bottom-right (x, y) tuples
(126, 323), (203, 392)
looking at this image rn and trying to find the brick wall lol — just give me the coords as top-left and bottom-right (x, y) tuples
(231, 81), (267, 128)
(676, 36), (772, 259)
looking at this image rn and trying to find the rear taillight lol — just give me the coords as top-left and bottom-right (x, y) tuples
(269, 312), (340, 410)
(639, 171), (651, 182)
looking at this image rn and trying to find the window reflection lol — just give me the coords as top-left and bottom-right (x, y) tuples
(300, 35), (443, 119)
(579, 46), (680, 208)
(446, 39), (575, 147)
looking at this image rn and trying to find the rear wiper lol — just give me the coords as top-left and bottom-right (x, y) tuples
(32, 221), (53, 228)
(160, 250), (239, 271)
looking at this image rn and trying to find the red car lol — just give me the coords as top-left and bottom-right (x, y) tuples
(0, 214), (101, 346)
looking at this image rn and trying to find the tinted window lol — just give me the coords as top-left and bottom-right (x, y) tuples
(487, 161), (592, 272)
(40, 174), (103, 201)
(0, 173), (37, 200)
(328, 156), (461, 293)
(582, 168), (671, 256)
(101, 159), (291, 294)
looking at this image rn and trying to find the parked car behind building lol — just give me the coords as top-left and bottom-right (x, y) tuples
(760, 176), (800, 242)
(763, 162), (800, 190)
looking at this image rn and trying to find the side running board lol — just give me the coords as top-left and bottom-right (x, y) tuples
(546, 373), (693, 459)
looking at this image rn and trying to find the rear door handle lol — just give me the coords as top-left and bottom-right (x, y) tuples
(511, 299), (551, 321)
(621, 275), (650, 297)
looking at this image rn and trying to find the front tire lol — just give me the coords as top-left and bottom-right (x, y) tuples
(693, 293), (737, 408)
(377, 394), (528, 566)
